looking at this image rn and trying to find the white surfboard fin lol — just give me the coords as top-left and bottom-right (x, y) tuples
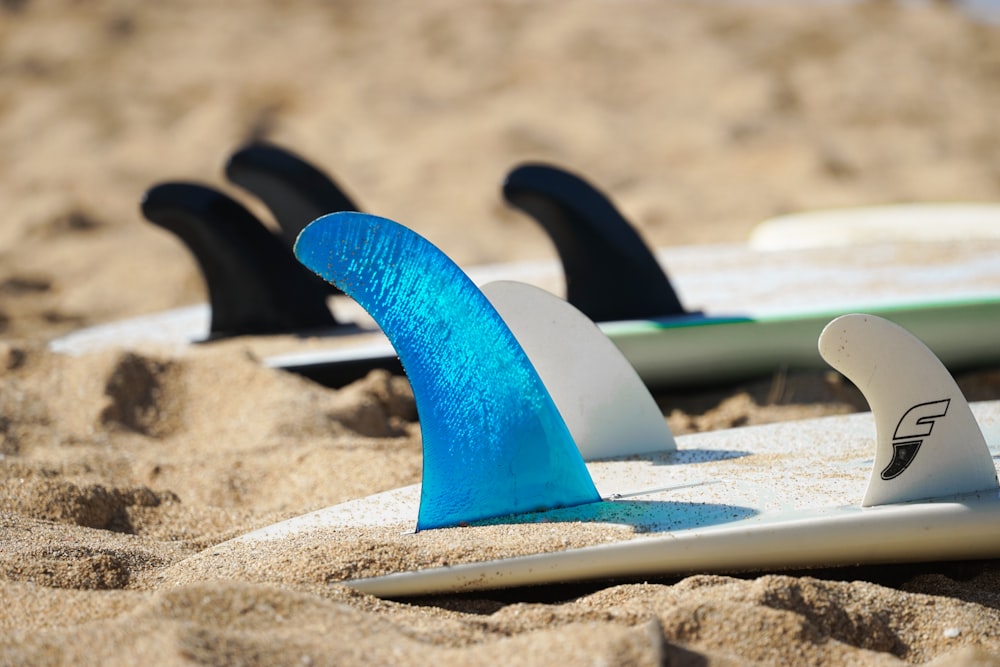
(482, 281), (675, 460)
(818, 313), (998, 506)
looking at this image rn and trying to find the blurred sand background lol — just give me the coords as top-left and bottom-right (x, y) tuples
(5, 0), (1000, 664)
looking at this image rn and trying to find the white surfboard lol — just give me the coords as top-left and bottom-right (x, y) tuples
(158, 270), (1000, 599)
(50, 238), (1000, 388)
(159, 216), (1000, 596)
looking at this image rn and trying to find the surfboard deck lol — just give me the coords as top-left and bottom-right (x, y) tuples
(157, 216), (1000, 600)
(168, 400), (1000, 598)
(50, 238), (1000, 388)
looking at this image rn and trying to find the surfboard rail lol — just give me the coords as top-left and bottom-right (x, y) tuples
(347, 494), (1000, 597)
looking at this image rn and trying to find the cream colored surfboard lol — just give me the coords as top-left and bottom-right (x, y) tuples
(165, 312), (1000, 598)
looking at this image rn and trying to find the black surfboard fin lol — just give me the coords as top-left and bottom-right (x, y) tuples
(225, 142), (360, 248)
(141, 182), (338, 339)
(502, 163), (687, 322)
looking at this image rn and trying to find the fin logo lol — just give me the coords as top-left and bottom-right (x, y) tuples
(881, 398), (951, 480)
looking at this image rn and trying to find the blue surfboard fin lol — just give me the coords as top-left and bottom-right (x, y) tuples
(818, 313), (998, 506)
(294, 212), (600, 530)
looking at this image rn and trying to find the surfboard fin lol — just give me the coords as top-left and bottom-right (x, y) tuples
(225, 142), (360, 252)
(482, 281), (675, 459)
(294, 212), (601, 530)
(225, 147), (687, 323)
(503, 163), (688, 322)
(818, 313), (998, 506)
(141, 183), (339, 338)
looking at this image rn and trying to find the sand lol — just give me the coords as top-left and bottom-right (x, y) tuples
(4, 0), (1000, 664)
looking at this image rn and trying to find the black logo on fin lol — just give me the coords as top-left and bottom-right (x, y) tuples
(881, 398), (950, 480)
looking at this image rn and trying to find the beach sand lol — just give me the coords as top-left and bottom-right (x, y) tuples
(4, 1), (1000, 664)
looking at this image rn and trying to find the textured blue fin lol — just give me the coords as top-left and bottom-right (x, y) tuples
(294, 212), (600, 530)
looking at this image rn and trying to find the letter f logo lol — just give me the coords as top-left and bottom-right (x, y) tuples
(881, 399), (950, 480)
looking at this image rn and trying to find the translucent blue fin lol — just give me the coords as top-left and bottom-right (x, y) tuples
(294, 212), (600, 530)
